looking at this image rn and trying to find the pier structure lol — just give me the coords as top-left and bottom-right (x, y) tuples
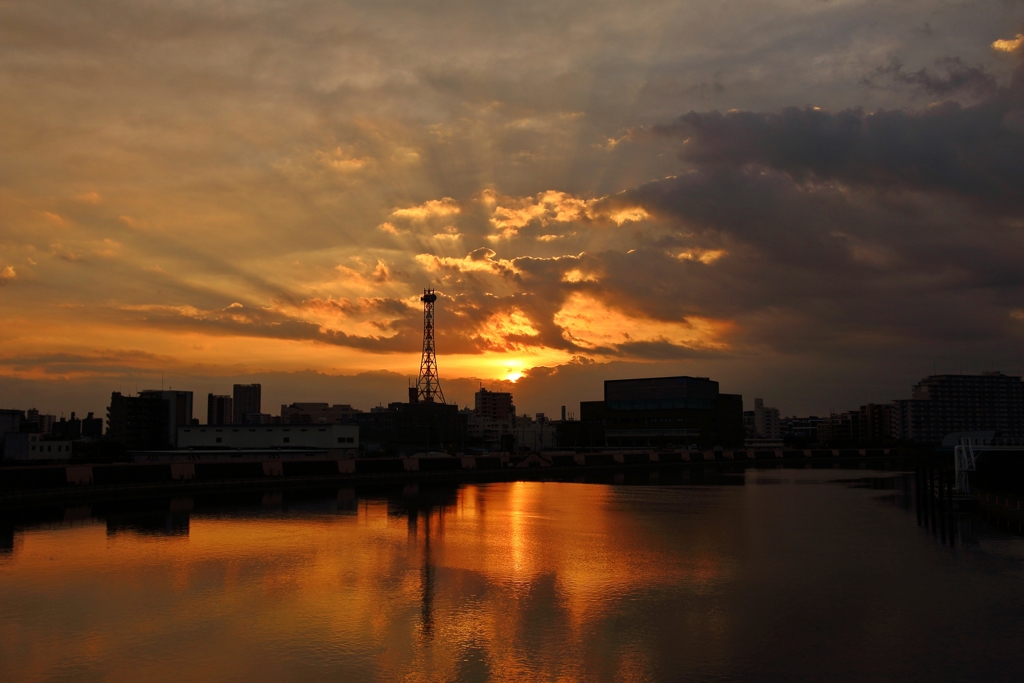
(954, 436), (1024, 495)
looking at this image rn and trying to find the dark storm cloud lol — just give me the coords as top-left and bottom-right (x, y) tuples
(861, 57), (999, 99)
(619, 167), (1024, 340)
(656, 64), (1024, 212)
(590, 49), (1024, 364)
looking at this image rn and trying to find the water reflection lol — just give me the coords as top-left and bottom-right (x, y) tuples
(1, 469), (1024, 681)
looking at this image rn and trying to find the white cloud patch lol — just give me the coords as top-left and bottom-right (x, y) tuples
(391, 198), (461, 220)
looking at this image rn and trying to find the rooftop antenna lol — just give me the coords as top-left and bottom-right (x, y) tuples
(416, 288), (446, 404)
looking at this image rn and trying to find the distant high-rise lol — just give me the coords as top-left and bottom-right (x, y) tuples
(753, 398), (781, 439)
(207, 394), (233, 425)
(107, 390), (192, 449)
(232, 384), (261, 424)
(475, 388), (515, 420)
(26, 408), (56, 434)
(893, 372), (1024, 443)
(0, 409), (25, 449)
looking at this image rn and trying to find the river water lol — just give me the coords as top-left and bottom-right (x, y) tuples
(2, 467), (1023, 682)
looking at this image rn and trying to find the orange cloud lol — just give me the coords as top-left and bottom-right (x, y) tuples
(279, 296), (410, 338)
(336, 259), (393, 288)
(474, 308), (541, 351)
(118, 215), (148, 229)
(40, 211), (65, 226)
(553, 292), (732, 352)
(415, 248), (520, 277)
(316, 146), (372, 172)
(121, 304), (202, 317)
(676, 248), (726, 264)
(0, 266), (16, 283)
(992, 34), (1024, 52)
(486, 189), (650, 238)
(391, 197), (461, 220)
(562, 268), (598, 283)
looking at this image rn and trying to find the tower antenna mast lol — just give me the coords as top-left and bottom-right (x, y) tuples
(417, 288), (446, 404)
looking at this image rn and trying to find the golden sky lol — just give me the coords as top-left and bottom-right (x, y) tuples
(1, 1), (1023, 416)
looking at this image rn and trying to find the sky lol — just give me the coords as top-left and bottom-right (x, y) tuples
(2, 0), (1024, 419)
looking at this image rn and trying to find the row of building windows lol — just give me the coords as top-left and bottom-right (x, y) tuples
(183, 428), (327, 433)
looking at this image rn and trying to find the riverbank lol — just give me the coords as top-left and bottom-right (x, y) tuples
(0, 448), (929, 507)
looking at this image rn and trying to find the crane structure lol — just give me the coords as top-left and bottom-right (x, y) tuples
(416, 288), (446, 404)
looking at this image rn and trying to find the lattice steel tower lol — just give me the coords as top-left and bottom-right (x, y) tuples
(417, 288), (446, 403)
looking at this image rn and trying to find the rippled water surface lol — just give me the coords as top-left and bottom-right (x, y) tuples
(3, 468), (1024, 682)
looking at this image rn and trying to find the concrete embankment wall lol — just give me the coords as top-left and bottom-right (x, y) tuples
(0, 448), (901, 502)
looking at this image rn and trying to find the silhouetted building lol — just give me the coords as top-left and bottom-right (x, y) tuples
(512, 413), (556, 452)
(52, 413), (82, 440)
(178, 423), (356, 452)
(559, 376), (744, 449)
(107, 390), (193, 450)
(780, 415), (825, 446)
(818, 411), (859, 446)
(893, 372), (1024, 444)
(81, 412), (103, 439)
(281, 402), (363, 424)
(25, 409), (56, 434)
(743, 410), (756, 437)
(0, 409), (25, 449)
(355, 400), (466, 456)
(474, 388), (515, 421)
(243, 413), (277, 425)
(207, 394), (233, 425)
(753, 398), (781, 439)
(233, 384), (261, 424)
(465, 409), (513, 452)
(4, 433), (73, 460)
(465, 389), (519, 451)
(858, 403), (893, 445)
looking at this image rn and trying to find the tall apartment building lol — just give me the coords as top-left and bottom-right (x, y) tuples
(232, 384), (261, 424)
(0, 409), (24, 449)
(780, 415), (825, 445)
(107, 390), (193, 449)
(207, 394), (233, 425)
(474, 388), (515, 421)
(753, 398), (781, 439)
(859, 403), (893, 444)
(25, 409), (56, 434)
(893, 372), (1024, 444)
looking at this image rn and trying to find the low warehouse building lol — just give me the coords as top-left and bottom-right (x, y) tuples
(177, 424), (357, 453)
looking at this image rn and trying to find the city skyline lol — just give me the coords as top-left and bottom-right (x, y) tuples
(2, 1), (1024, 419)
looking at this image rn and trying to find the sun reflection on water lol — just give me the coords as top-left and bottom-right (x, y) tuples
(0, 482), (737, 682)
